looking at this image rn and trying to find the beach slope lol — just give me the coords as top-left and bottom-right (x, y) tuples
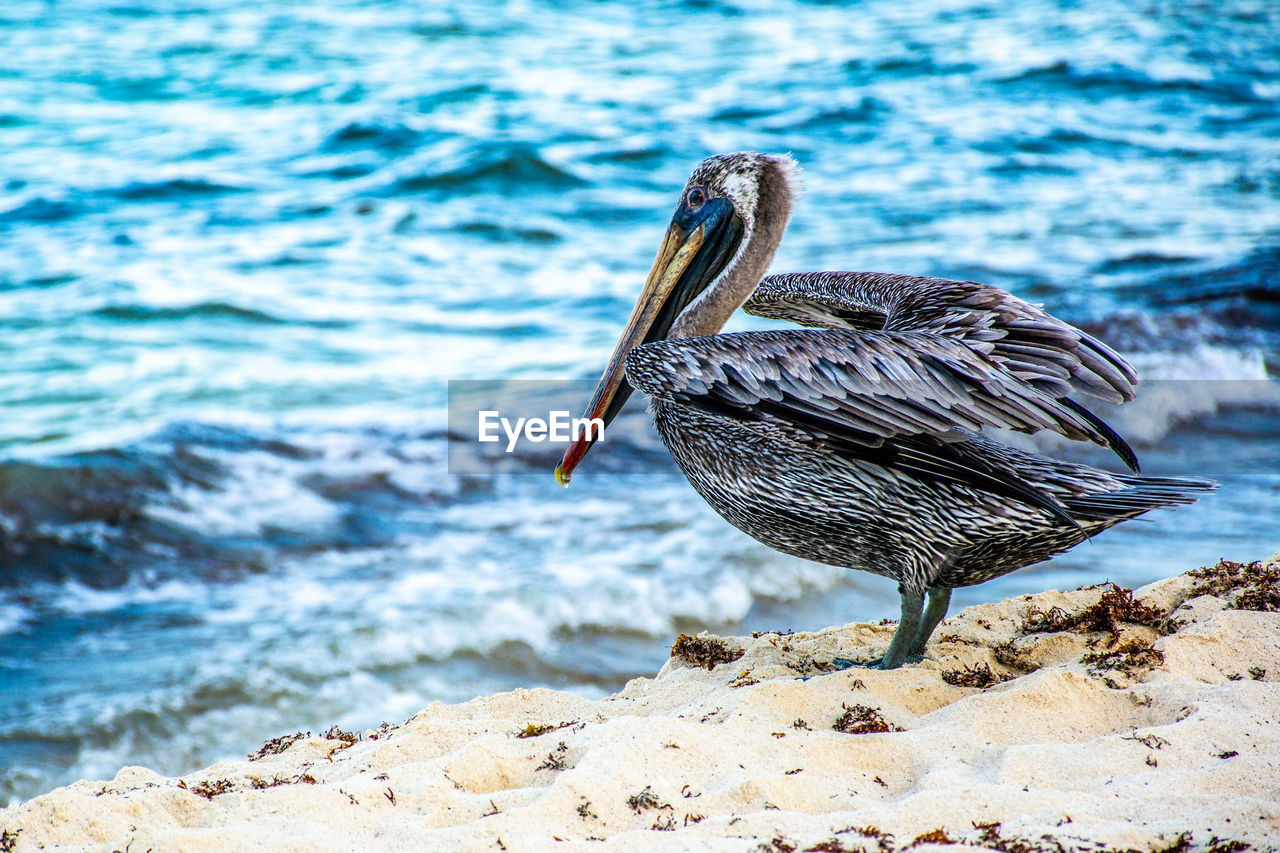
(3, 551), (1277, 852)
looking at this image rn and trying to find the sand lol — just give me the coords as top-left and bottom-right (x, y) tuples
(3, 551), (1277, 853)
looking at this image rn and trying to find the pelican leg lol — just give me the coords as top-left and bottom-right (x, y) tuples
(879, 586), (925, 670)
(909, 587), (952, 659)
(835, 586), (924, 671)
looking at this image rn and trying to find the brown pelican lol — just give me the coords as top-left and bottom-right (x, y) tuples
(555, 152), (1215, 670)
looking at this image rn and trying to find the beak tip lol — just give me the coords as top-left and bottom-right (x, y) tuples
(554, 464), (571, 487)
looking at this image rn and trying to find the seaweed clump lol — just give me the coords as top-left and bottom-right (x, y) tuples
(1021, 583), (1164, 639)
(992, 641), (1041, 674)
(908, 828), (958, 847)
(626, 785), (670, 814)
(250, 772), (317, 789)
(249, 731), (309, 761)
(515, 720), (580, 739)
(180, 778), (235, 800)
(941, 662), (1011, 688)
(1189, 559), (1280, 612)
(671, 634), (744, 670)
(324, 725), (358, 745)
(535, 741), (570, 772)
(832, 704), (903, 735)
(1081, 639), (1165, 686)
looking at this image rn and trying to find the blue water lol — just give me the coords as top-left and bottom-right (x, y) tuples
(2, 0), (1279, 805)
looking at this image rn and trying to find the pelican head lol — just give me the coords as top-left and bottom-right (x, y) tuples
(555, 152), (798, 485)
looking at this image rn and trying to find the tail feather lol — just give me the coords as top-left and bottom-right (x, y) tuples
(1063, 476), (1218, 522)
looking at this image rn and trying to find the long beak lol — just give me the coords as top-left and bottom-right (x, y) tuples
(554, 221), (706, 485)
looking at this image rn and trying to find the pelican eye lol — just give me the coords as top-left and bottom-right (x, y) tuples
(685, 187), (707, 209)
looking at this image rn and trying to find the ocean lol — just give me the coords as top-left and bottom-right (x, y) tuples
(1, 0), (1278, 805)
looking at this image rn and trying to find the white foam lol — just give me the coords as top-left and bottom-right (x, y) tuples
(0, 597), (31, 636)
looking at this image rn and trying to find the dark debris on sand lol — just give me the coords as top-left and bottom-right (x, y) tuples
(1189, 559), (1280, 612)
(768, 821), (1253, 853)
(1082, 639), (1166, 687)
(179, 778), (235, 800)
(1020, 583), (1165, 639)
(992, 640), (1041, 674)
(832, 704), (903, 735)
(626, 785), (670, 814)
(248, 731), (310, 761)
(941, 662), (1012, 688)
(514, 720), (582, 739)
(249, 772), (317, 789)
(671, 634), (744, 670)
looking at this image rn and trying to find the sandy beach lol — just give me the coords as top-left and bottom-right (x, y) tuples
(2, 551), (1276, 852)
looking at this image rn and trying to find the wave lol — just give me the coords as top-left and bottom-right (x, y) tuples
(995, 60), (1265, 105)
(0, 179), (246, 228)
(0, 423), (458, 594)
(452, 220), (562, 244)
(100, 179), (248, 202)
(90, 302), (289, 325)
(1096, 246), (1280, 343)
(0, 197), (82, 226)
(976, 126), (1210, 163)
(321, 122), (432, 154)
(1092, 252), (1202, 275)
(790, 97), (887, 129)
(386, 145), (588, 196)
(844, 56), (979, 80)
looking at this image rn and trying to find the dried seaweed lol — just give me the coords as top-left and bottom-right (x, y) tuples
(535, 741), (569, 772)
(803, 840), (862, 853)
(941, 662), (1011, 688)
(514, 720), (581, 738)
(671, 634), (744, 670)
(833, 704), (903, 735)
(248, 731), (309, 761)
(1081, 639), (1165, 685)
(626, 785), (669, 814)
(249, 773), (317, 789)
(837, 825), (895, 852)
(324, 725), (358, 745)
(181, 778), (234, 800)
(906, 828), (958, 847)
(1020, 584), (1164, 639)
(992, 641), (1040, 673)
(970, 821), (1066, 853)
(1190, 559), (1280, 612)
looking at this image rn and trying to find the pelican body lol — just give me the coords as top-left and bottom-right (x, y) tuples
(557, 153), (1214, 669)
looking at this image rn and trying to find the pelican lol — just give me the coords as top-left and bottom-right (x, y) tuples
(555, 152), (1215, 670)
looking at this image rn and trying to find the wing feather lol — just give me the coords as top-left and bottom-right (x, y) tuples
(626, 329), (1122, 454)
(744, 271), (1138, 405)
(626, 330), (1100, 522)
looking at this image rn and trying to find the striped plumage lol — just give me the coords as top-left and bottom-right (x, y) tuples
(558, 152), (1215, 669)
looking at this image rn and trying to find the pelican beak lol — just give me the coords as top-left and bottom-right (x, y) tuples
(555, 195), (743, 485)
(555, 221), (706, 486)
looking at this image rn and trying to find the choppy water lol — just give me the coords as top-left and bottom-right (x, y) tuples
(2, 0), (1279, 805)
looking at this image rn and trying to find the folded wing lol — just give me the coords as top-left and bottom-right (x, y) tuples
(745, 271), (1137, 406)
(626, 329), (1126, 456)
